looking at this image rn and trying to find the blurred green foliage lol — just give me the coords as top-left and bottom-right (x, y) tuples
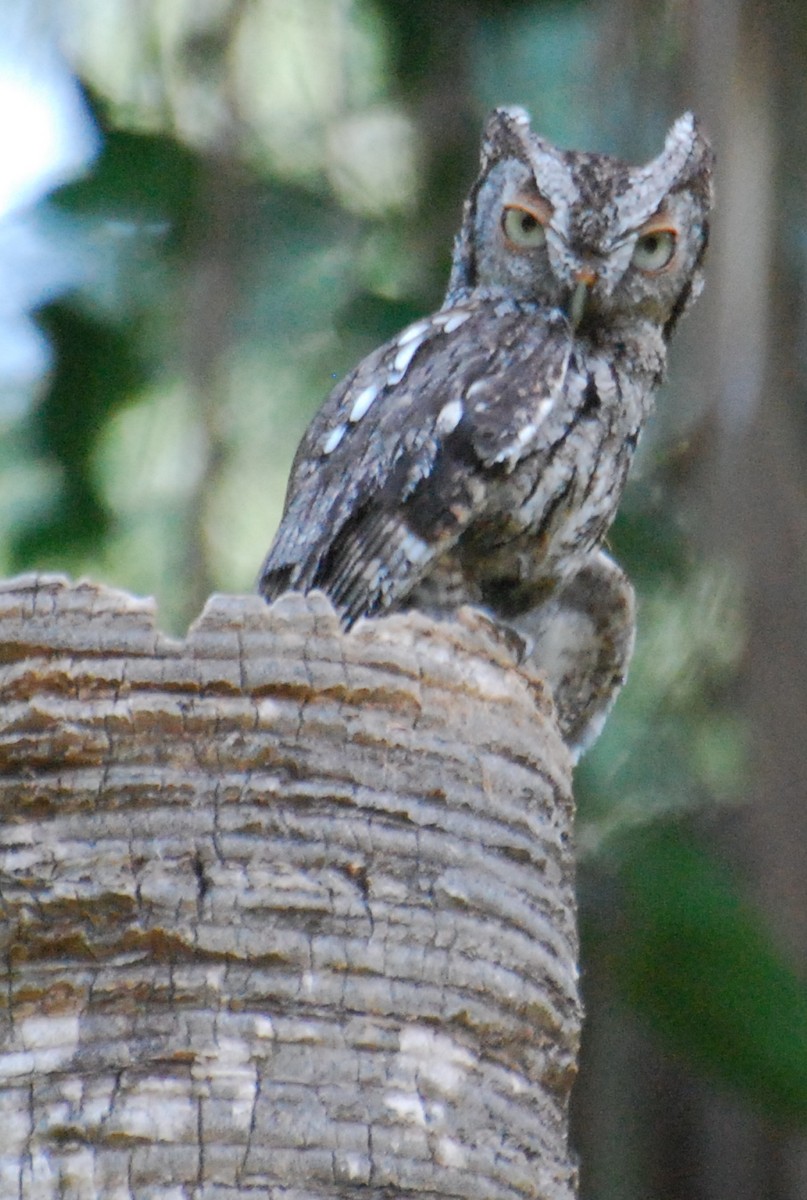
(614, 824), (807, 1125)
(20, 300), (148, 559)
(1, 2), (805, 1195)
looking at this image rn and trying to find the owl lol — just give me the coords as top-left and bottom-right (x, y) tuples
(259, 107), (714, 757)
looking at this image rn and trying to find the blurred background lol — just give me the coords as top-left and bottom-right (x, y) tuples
(1, 1), (806, 1196)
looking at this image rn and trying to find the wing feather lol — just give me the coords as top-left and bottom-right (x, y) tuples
(259, 300), (572, 623)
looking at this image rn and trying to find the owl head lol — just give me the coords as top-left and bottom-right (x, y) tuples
(447, 107), (714, 337)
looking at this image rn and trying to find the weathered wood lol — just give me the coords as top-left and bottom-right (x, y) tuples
(0, 573), (579, 1199)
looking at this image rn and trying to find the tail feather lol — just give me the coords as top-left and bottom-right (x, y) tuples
(317, 510), (436, 625)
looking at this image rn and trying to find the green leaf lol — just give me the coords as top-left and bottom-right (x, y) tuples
(334, 291), (425, 350)
(12, 301), (148, 565)
(51, 127), (202, 252)
(612, 824), (807, 1124)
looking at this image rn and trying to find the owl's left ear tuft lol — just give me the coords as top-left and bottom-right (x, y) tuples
(667, 111), (697, 144)
(665, 111), (715, 194)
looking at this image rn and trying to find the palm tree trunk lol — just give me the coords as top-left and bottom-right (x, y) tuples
(0, 574), (579, 1199)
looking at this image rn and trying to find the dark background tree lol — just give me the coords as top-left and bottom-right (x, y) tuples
(1, 2), (806, 1196)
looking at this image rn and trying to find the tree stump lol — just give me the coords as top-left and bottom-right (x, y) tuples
(0, 573), (580, 1199)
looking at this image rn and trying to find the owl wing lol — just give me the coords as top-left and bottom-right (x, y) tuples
(259, 300), (572, 625)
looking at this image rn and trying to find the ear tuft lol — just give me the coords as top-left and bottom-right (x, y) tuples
(663, 111), (715, 190)
(480, 106), (535, 171)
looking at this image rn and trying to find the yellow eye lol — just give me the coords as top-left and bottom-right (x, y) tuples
(632, 228), (677, 271)
(502, 205), (547, 249)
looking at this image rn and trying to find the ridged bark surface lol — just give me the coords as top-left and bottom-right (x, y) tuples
(0, 573), (579, 1199)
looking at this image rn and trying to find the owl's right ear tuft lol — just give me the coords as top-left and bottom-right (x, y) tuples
(446, 107), (536, 301)
(480, 106), (535, 169)
(486, 105), (531, 133)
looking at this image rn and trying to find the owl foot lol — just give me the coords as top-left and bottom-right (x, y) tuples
(507, 551), (636, 762)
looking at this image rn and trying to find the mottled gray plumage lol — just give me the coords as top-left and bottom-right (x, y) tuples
(259, 107), (714, 755)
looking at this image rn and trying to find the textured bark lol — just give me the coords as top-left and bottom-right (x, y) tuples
(0, 573), (580, 1199)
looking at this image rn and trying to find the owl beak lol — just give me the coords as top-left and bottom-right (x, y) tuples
(569, 268), (598, 329)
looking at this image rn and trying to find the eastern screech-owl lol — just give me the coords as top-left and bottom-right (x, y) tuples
(259, 107), (714, 757)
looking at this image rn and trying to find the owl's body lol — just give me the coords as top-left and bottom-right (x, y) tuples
(260, 108), (713, 755)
